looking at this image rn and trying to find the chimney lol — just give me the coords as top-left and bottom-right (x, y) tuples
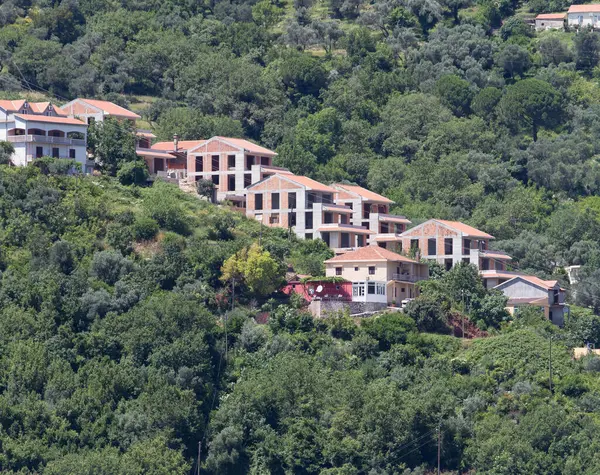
(173, 134), (179, 152)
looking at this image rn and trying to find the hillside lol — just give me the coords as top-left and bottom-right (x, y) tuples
(0, 167), (599, 473)
(3, 0), (600, 308)
(4, 0), (600, 472)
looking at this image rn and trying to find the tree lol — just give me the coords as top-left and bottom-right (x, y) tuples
(0, 141), (14, 165)
(196, 179), (216, 203)
(156, 108), (243, 141)
(117, 160), (149, 185)
(497, 78), (563, 141)
(405, 296), (450, 333)
(221, 243), (284, 296)
(539, 36), (571, 66)
(471, 87), (502, 122)
(574, 27), (600, 73)
(88, 117), (137, 176)
(434, 74), (473, 117)
(496, 44), (531, 79)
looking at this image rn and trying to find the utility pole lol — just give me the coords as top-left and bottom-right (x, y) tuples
(437, 424), (441, 475)
(461, 289), (466, 339)
(197, 440), (202, 475)
(549, 335), (553, 393)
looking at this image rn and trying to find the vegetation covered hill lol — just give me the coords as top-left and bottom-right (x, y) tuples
(3, 0), (600, 307)
(4, 0), (600, 472)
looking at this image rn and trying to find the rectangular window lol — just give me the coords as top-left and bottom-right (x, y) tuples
(357, 235), (364, 247)
(427, 238), (436, 256)
(341, 214), (348, 224)
(363, 203), (370, 219)
(246, 155), (254, 169)
(261, 156), (269, 165)
(324, 212), (333, 224)
(36, 146), (43, 158)
(322, 232), (330, 246)
(444, 238), (453, 255)
(305, 212), (313, 229)
(52, 147), (59, 158)
(288, 192), (296, 209)
(272, 193), (280, 210)
(380, 223), (389, 233)
(269, 214), (279, 224)
(244, 174), (251, 188)
(411, 239), (419, 250)
(289, 212), (297, 226)
(368, 282), (376, 295)
(495, 260), (505, 271)
(305, 233), (313, 240)
(481, 258), (490, 271)
(341, 233), (350, 248)
(368, 266), (376, 275)
(462, 258), (470, 264)
(255, 194), (263, 211)
(87, 117), (95, 125)
(377, 283), (386, 295)
(307, 193), (314, 209)
(463, 238), (471, 255)
(69, 149), (76, 159)
(445, 258), (453, 271)
(212, 175), (220, 185)
(212, 155), (219, 171)
(553, 290), (560, 304)
(335, 267), (342, 276)
(228, 155), (236, 168)
(228, 175), (236, 192)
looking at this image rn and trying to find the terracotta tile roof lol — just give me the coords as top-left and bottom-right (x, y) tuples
(286, 175), (337, 193)
(151, 140), (206, 152)
(434, 220), (494, 239)
(78, 99), (141, 119)
(0, 100), (26, 112)
(28, 102), (50, 113)
(136, 149), (175, 159)
(214, 137), (277, 156)
(518, 275), (559, 290)
(481, 250), (512, 260)
(568, 4), (600, 12)
(325, 245), (418, 263)
(14, 114), (87, 126)
(378, 214), (411, 224)
(535, 13), (566, 19)
(333, 183), (394, 203)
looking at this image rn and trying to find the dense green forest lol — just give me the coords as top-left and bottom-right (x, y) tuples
(4, 0), (600, 473)
(0, 167), (600, 473)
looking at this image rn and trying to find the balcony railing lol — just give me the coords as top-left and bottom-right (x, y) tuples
(392, 273), (426, 283)
(8, 135), (85, 146)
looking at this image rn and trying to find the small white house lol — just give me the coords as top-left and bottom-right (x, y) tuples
(535, 13), (566, 30)
(567, 4), (600, 28)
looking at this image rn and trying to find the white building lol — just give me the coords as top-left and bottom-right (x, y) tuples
(567, 4), (600, 28)
(0, 100), (89, 171)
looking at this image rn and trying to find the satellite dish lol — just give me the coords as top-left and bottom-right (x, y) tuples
(316, 285), (324, 293)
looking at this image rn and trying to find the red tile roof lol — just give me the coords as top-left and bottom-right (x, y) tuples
(568, 4), (600, 12)
(535, 13), (566, 19)
(214, 137), (277, 156)
(151, 140), (206, 152)
(136, 149), (176, 159)
(334, 183), (394, 203)
(518, 275), (559, 290)
(435, 220), (494, 239)
(325, 245), (418, 263)
(14, 114), (87, 126)
(0, 100), (26, 112)
(286, 175), (337, 193)
(77, 99), (141, 119)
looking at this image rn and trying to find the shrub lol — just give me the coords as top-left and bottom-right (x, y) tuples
(106, 222), (134, 255)
(91, 250), (134, 285)
(133, 216), (159, 241)
(117, 160), (149, 186)
(361, 312), (417, 350)
(405, 296), (450, 333)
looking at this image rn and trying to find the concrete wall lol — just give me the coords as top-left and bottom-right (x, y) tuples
(326, 261), (388, 282)
(500, 280), (549, 303)
(308, 299), (388, 318)
(535, 19), (564, 30)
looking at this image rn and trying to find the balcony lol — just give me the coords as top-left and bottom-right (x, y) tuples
(372, 232), (403, 243)
(8, 135), (85, 146)
(392, 273), (426, 283)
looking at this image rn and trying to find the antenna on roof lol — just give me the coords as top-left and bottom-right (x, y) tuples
(173, 134), (179, 152)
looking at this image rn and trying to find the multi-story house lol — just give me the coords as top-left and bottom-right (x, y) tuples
(399, 219), (513, 288)
(332, 183), (411, 249)
(495, 275), (568, 326)
(60, 98), (142, 125)
(0, 100), (89, 171)
(246, 173), (373, 252)
(185, 136), (282, 202)
(324, 246), (429, 306)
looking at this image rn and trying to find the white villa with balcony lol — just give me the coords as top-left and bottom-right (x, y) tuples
(0, 100), (89, 171)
